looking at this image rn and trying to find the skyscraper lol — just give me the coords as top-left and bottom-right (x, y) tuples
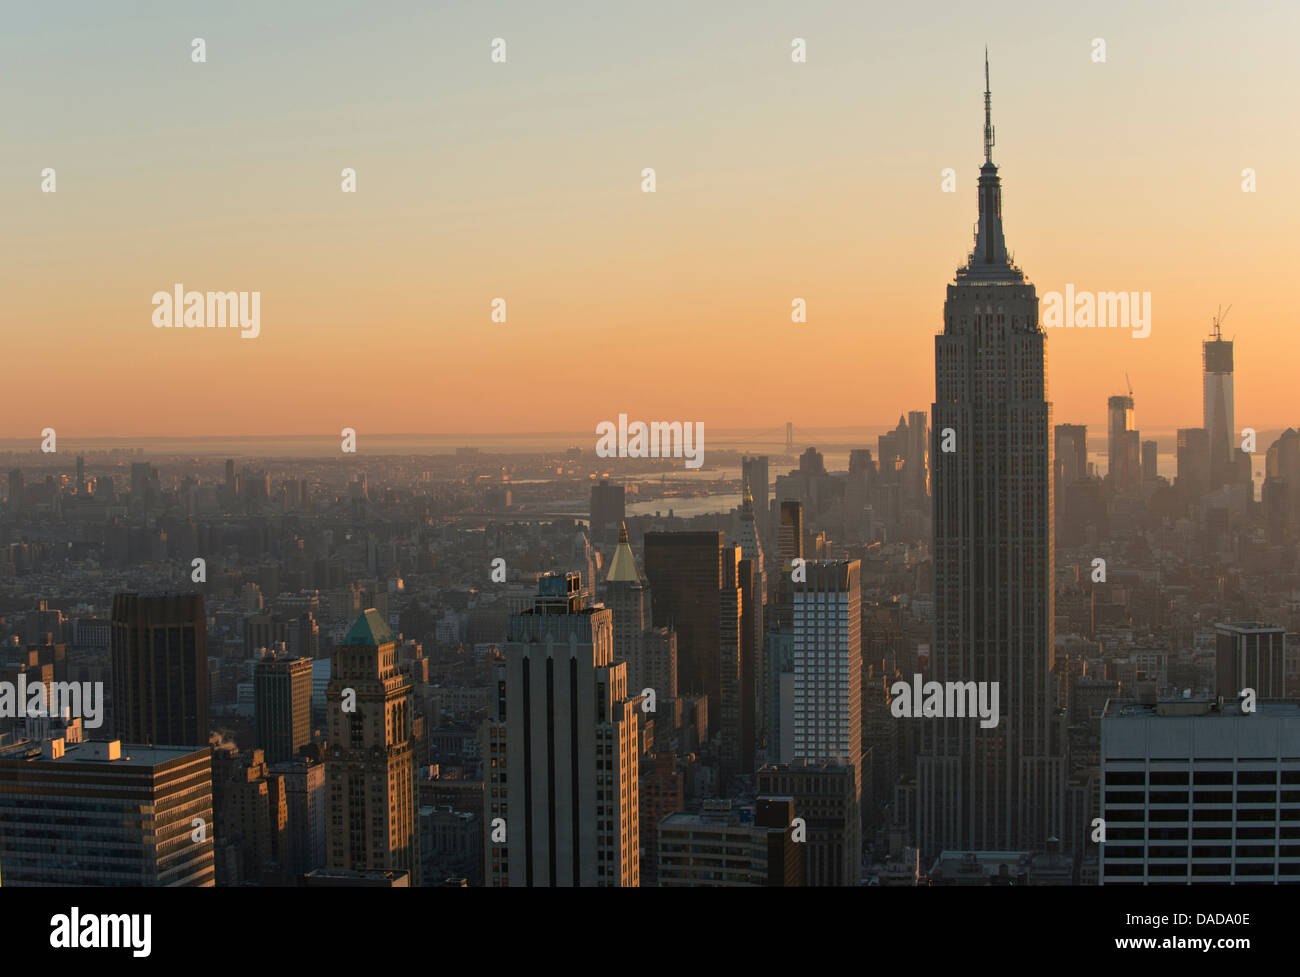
(778, 500), (803, 571)
(604, 523), (677, 700)
(906, 409), (931, 503)
(1263, 428), (1300, 542)
(483, 572), (640, 886)
(1054, 424), (1088, 486)
(738, 479), (767, 600)
(799, 446), (826, 476)
(643, 532), (725, 704)
(1141, 440), (1158, 482)
(1107, 394), (1139, 490)
(792, 560), (862, 870)
(605, 521), (647, 664)
(1204, 315), (1235, 488)
(719, 548), (744, 782)
(879, 416), (908, 482)
(920, 55), (1063, 856)
(1215, 622), (1287, 699)
(757, 759), (859, 885)
(254, 653), (313, 764)
(270, 749), (328, 875)
(326, 609), (419, 883)
(737, 478), (768, 764)
(110, 592), (210, 748)
(742, 455), (770, 540)
(590, 477), (625, 545)
(710, 536), (762, 783)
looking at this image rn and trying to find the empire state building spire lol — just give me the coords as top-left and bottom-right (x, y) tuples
(959, 49), (1022, 282)
(984, 46), (994, 164)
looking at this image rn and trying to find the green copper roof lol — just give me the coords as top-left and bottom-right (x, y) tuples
(343, 609), (394, 646)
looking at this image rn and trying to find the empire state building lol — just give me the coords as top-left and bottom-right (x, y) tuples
(916, 54), (1064, 855)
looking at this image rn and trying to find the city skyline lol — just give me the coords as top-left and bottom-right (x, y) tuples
(5, 0), (1300, 922)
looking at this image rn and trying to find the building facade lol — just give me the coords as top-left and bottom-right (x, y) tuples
(0, 738), (215, 885)
(1101, 699), (1300, 884)
(326, 609), (420, 884)
(1215, 622), (1287, 699)
(254, 653), (313, 764)
(657, 797), (801, 886)
(110, 592), (210, 747)
(484, 572), (640, 886)
(792, 559), (863, 838)
(920, 57), (1064, 857)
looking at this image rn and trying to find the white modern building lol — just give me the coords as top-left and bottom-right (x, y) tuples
(792, 558), (862, 869)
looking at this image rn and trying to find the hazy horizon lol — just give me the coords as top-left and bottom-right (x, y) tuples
(6, 0), (1297, 439)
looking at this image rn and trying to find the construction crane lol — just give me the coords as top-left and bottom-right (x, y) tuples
(1211, 304), (1232, 340)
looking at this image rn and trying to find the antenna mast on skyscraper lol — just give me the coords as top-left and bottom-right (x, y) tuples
(984, 47), (995, 164)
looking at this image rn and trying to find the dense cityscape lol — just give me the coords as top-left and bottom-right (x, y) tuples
(2, 62), (1297, 895)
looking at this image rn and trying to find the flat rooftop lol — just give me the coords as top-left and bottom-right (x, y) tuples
(0, 740), (207, 766)
(1101, 699), (1300, 761)
(1102, 698), (1300, 720)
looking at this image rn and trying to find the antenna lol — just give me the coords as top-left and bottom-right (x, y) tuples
(1125, 371), (1133, 399)
(983, 47), (995, 164)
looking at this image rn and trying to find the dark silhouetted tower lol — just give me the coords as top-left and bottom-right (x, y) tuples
(643, 532), (725, 704)
(110, 592), (210, 747)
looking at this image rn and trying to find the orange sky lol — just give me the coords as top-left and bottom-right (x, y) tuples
(5, 1), (1297, 440)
